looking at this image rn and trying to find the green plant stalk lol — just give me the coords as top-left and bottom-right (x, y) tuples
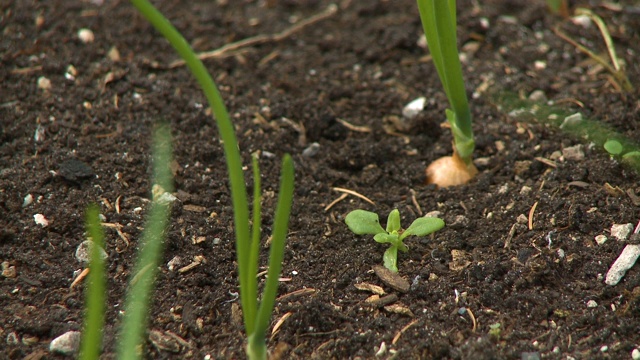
(416, 0), (474, 163)
(117, 123), (174, 360)
(80, 204), (106, 360)
(129, 0), (255, 334)
(131, 2), (296, 358)
(247, 154), (295, 359)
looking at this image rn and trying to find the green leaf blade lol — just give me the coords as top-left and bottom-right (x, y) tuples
(345, 210), (386, 235)
(383, 247), (399, 273)
(401, 217), (445, 240)
(386, 209), (401, 233)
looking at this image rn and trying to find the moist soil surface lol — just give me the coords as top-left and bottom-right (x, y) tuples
(2, 0), (640, 359)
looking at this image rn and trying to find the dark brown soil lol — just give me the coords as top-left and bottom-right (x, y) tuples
(2, 0), (640, 359)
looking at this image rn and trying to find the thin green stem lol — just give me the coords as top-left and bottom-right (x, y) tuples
(417, 0), (474, 163)
(80, 204), (106, 360)
(251, 155), (295, 350)
(117, 123), (174, 360)
(129, 0), (253, 331)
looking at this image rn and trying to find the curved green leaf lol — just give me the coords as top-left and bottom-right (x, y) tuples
(401, 217), (445, 240)
(386, 209), (401, 233)
(346, 210), (385, 235)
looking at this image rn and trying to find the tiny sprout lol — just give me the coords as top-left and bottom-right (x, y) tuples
(604, 139), (623, 156)
(345, 209), (445, 272)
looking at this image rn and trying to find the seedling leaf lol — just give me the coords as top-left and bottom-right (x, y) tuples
(604, 139), (623, 155)
(383, 247), (399, 273)
(386, 209), (401, 233)
(374, 233), (397, 244)
(346, 210), (385, 235)
(401, 217), (445, 240)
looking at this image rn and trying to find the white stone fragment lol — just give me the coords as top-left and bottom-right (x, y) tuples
(375, 341), (387, 357)
(33, 214), (49, 227)
(302, 142), (320, 158)
(605, 244), (640, 286)
(34, 124), (45, 142)
(77, 28), (95, 43)
(632, 348), (640, 360)
(23, 194), (34, 207)
(156, 192), (177, 206)
(611, 223), (633, 241)
(37, 76), (52, 91)
(562, 145), (584, 161)
(528, 90), (547, 102)
(424, 211), (441, 218)
(560, 113), (582, 129)
(402, 97), (426, 119)
(75, 240), (108, 264)
(571, 15), (592, 28)
(595, 235), (608, 245)
(49, 331), (81, 355)
(586, 300), (597, 308)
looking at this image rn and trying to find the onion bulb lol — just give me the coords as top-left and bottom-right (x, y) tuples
(426, 151), (478, 188)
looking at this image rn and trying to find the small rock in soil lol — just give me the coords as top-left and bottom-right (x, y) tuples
(49, 331), (81, 355)
(611, 223), (633, 241)
(528, 90), (547, 102)
(302, 142), (320, 157)
(37, 76), (52, 91)
(57, 159), (95, 182)
(632, 348), (640, 360)
(33, 213), (49, 227)
(560, 113), (583, 129)
(77, 28), (95, 43)
(521, 352), (541, 360)
(373, 265), (409, 293)
(562, 145), (584, 161)
(402, 97), (426, 119)
(75, 240), (108, 264)
(366, 294), (398, 308)
(595, 234), (608, 245)
(605, 244), (640, 286)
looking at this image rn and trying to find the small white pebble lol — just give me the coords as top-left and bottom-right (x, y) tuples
(605, 244), (640, 285)
(595, 235), (608, 245)
(77, 28), (95, 43)
(560, 113), (583, 129)
(600, 345), (608, 352)
(520, 186), (532, 195)
(571, 15), (592, 28)
(534, 60), (547, 70)
(631, 348), (640, 360)
(402, 97), (426, 119)
(37, 76), (52, 91)
(586, 300), (597, 308)
(33, 214), (49, 227)
(23, 194), (34, 207)
(562, 145), (585, 161)
(611, 223), (633, 241)
(49, 331), (81, 355)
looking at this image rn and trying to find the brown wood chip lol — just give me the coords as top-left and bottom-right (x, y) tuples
(366, 294), (398, 308)
(183, 204), (207, 212)
(354, 282), (385, 295)
(373, 265), (410, 293)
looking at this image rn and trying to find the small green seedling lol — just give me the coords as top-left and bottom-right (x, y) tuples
(345, 209), (444, 272)
(604, 139), (623, 156)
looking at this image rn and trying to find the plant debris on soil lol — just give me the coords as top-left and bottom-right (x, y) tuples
(1, 0), (640, 359)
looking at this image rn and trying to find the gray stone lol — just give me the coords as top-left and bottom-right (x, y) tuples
(605, 244), (640, 285)
(611, 223), (633, 241)
(49, 331), (81, 355)
(75, 240), (108, 264)
(562, 145), (584, 161)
